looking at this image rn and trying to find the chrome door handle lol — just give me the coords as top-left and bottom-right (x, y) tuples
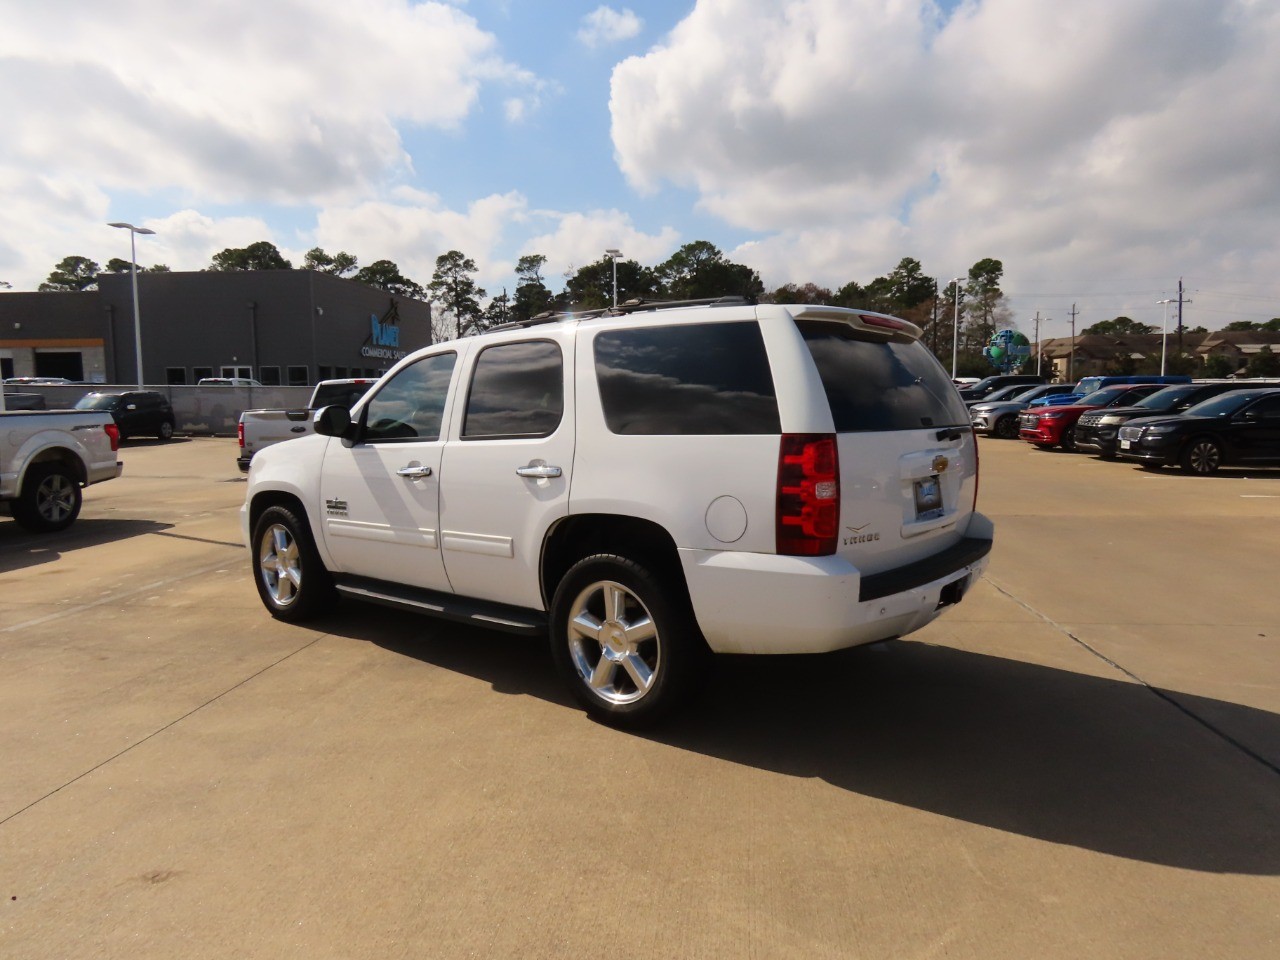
(396, 465), (433, 479)
(516, 463), (562, 479)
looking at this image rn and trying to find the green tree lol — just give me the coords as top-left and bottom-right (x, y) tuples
(1084, 316), (1158, 335)
(962, 258), (1010, 358)
(1246, 344), (1280, 377)
(1185, 325), (1207, 334)
(303, 248), (359, 276)
(38, 255), (101, 291)
(427, 251), (486, 337)
(354, 259), (427, 299)
(209, 241), (292, 271)
(762, 282), (833, 304)
(831, 280), (870, 309)
(1202, 354), (1237, 378)
(511, 254), (555, 321)
(1264, 318), (1280, 332)
(654, 241), (763, 301)
(482, 289), (511, 328)
(564, 256), (661, 310)
(1224, 320), (1260, 331)
(105, 257), (169, 274)
(884, 257), (936, 312)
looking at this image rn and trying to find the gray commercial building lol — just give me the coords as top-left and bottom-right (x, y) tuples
(0, 269), (433, 386)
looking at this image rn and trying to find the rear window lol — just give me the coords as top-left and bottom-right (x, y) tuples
(593, 321), (780, 435)
(312, 382), (373, 409)
(75, 394), (121, 411)
(797, 320), (969, 431)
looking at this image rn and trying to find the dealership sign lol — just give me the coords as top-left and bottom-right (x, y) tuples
(361, 308), (407, 361)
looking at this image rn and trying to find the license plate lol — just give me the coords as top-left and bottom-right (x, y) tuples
(1120, 439), (1132, 449)
(914, 475), (943, 518)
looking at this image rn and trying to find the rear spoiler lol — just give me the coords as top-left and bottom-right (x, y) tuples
(789, 305), (923, 341)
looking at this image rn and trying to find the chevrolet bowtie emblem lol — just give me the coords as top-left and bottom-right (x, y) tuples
(846, 523), (871, 533)
(932, 455), (950, 473)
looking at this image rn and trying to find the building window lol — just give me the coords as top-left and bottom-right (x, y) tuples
(317, 366), (332, 381)
(166, 368), (187, 385)
(287, 365), (309, 386)
(193, 366), (214, 382)
(258, 366), (281, 386)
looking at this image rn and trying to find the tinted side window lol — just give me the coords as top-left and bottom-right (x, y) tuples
(462, 341), (563, 439)
(594, 322), (780, 435)
(798, 321), (970, 431)
(361, 352), (456, 442)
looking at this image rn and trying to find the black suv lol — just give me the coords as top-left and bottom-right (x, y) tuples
(956, 374), (1047, 403)
(75, 390), (176, 440)
(1075, 381), (1278, 458)
(1116, 388), (1280, 474)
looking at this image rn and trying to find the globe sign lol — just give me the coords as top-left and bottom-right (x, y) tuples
(983, 329), (1032, 372)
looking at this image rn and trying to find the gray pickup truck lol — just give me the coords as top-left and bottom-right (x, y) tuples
(237, 378), (376, 472)
(1, 406), (122, 532)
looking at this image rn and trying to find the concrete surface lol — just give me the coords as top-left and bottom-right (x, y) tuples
(1, 436), (1277, 959)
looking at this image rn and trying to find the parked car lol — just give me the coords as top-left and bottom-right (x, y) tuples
(1116, 388), (1280, 474)
(1, 408), (121, 532)
(237, 378), (376, 471)
(3, 376), (77, 385)
(957, 374), (1047, 403)
(1073, 374), (1192, 395)
(962, 383), (1035, 409)
(1075, 381), (1280, 458)
(242, 298), (993, 728)
(1018, 384), (1166, 450)
(74, 390), (176, 440)
(198, 377), (263, 387)
(970, 383), (1082, 439)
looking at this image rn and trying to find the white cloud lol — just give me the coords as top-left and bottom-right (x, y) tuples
(611, 0), (1280, 319)
(519, 210), (681, 284)
(0, 1), (530, 206)
(578, 7), (643, 48)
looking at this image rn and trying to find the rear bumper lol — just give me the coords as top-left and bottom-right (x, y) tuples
(236, 455), (252, 473)
(679, 529), (993, 655)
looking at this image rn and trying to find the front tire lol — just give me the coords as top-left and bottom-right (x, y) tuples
(251, 505), (336, 621)
(549, 554), (707, 729)
(1060, 425), (1077, 452)
(12, 463), (82, 533)
(994, 415), (1019, 439)
(1181, 437), (1222, 475)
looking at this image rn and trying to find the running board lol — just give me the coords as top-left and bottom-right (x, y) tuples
(333, 575), (547, 636)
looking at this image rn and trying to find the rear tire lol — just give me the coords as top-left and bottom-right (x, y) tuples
(12, 463), (82, 533)
(158, 420), (174, 441)
(549, 554), (708, 729)
(251, 505), (336, 621)
(994, 415), (1018, 440)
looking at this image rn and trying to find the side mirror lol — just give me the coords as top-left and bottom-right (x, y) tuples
(313, 404), (353, 438)
(1241, 410), (1260, 422)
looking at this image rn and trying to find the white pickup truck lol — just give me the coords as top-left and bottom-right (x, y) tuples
(237, 378), (376, 472)
(0, 406), (123, 532)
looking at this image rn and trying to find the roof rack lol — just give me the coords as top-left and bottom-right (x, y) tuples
(487, 295), (755, 332)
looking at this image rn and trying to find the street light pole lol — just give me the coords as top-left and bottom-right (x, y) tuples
(605, 248), (622, 307)
(109, 222), (156, 389)
(950, 277), (964, 379)
(1156, 298), (1174, 375)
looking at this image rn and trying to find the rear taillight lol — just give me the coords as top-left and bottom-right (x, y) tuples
(104, 422), (120, 452)
(237, 421), (245, 449)
(777, 434), (839, 556)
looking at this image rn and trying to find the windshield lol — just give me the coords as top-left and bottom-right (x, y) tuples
(74, 394), (121, 410)
(1131, 385), (1196, 411)
(1011, 385), (1053, 401)
(1076, 386), (1129, 406)
(1183, 392), (1256, 418)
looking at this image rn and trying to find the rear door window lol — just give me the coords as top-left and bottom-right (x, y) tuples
(462, 341), (563, 439)
(796, 320), (969, 431)
(593, 321), (780, 435)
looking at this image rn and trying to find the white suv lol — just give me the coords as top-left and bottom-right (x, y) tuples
(241, 298), (992, 726)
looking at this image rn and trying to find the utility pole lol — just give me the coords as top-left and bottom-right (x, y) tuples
(1175, 277), (1193, 366)
(1068, 303), (1079, 382)
(1032, 311), (1042, 376)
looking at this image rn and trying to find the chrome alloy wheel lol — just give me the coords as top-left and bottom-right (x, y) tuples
(1186, 439), (1222, 474)
(36, 473), (77, 525)
(258, 522), (302, 607)
(566, 579), (662, 705)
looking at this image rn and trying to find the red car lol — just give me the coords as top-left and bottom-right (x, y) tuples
(1018, 384), (1166, 450)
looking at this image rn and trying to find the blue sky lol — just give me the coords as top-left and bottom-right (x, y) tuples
(3, 0), (1279, 334)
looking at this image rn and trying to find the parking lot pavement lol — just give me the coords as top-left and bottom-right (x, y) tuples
(2, 437), (1278, 959)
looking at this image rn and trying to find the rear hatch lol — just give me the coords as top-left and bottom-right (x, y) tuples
(794, 313), (976, 576)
